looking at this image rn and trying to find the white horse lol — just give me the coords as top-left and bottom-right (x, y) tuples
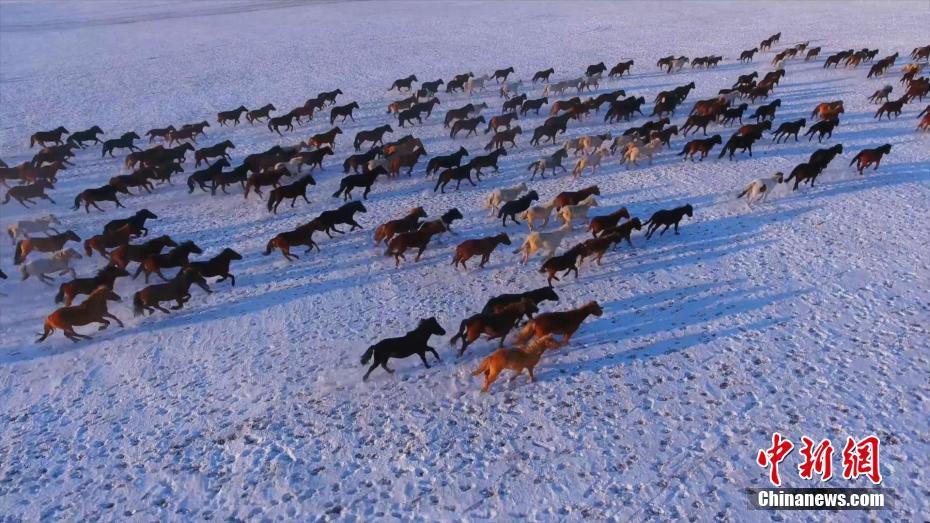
(572, 149), (609, 178)
(7, 215), (61, 242)
(466, 74), (492, 95)
(514, 226), (572, 264)
(519, 201), (557, 230)
(558, 195), (598, 227)
(486, 183), (528, 215)
(737, 172), (784, 208)
(19, 248), (82, 284)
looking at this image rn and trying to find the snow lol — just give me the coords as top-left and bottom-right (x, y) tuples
(1, 0), (928, 520)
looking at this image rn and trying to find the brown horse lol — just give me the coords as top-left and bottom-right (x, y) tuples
(133, 268), (212, 316)
(134, 240), (202, 282)
(539, 244), (585, 286)
(14, 230), (81, 265)
(194, 140), (235, 166)
(108, 235), (176, 270)
(587, 207), (631, 237)
(811, 101), (844, 120)
(83, 223), (141, 258)
(55, 265), (130, 306)
(515, 300), (603, 344)
(145, 125), (176, 143)
(849, 144), (892, 174)
(246, 104), (276, 124)
(305, 127), (342, 149)
(244, 167), (286, 199)
(217, 106), (247, 126)
(552, 185), (600, 210)
(73, 184), (129, 212)
(3, 179), (56, 207)
(30, 127), (69, 148)
(263, 221), (322, 261)
(373, 207), (427, 245)
(451, 233), (511, 269)
(677, 135), (722, 161)
(598, 217), (642, 247)
(385, 220), (447, 266)
(471, 334), (562, 392)
(449, 298), (539, 356)
(37, 287), (123, 342)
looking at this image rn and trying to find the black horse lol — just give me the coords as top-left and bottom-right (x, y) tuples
(481, 287), (559, 316)
(643, 205), (693, 238)
(103, 209), (158, 236)
(314, 200), (367, 237)
(361, 317), (446, 380)
(498, 191), (539, 226)
(101, 132), (142, 157)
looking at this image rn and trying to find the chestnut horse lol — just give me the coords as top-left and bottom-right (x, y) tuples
(450, 299), (539, 356)
(515, 300), (603, 344)
(452, 233), (511, 269)
(471, 334), (563, 392)
(14, 230), (81, 265)
(37, 287), (123, 342)
(373, 207), (427, 245)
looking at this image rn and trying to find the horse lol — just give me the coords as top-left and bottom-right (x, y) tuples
(67, 126), (104, 148)
(330, 101), (360, 124)
(101, 132), (142, 157)
(305, 127), (342, 150)
(485, 126), (522, 151)
(426, 147), (469, 176)
(450, 299), (538, 356)
(784, 162), (826, 190)
(539, 245), (585, 286)
(107, 235), (176, 270)
(56, 265), (130, 306)
(244, 167), (286, 199)
(737, 172), (784, 208)
(598, 218), (642, 247)
(389, 74), (418, 92)
(134, 240), (203, 282)
(450, 116), (486, 138)
(83, 224), (141, 258)
(263, 221), (322, 261)
(186, 158), (231, 193)
(194, 140), (235, 167)
(103, 209), (158, 237)
(188, 248), (242, 286)
(361, 317), (445, 381)
(521, 97), (549, 115)
(19, 248), (83, 284)
(434, 164), (476, 193)
(214, 105), (246, 126)
(528, 148), (569, 179)
(492, 66), (515, 83)
(145, 125), (175, 143)
(14, 230), (80, 265)
(267, 175), (317, 212)
(515, 301), (603, 344)
(587, 208), (631, 237)
(132, 268), (212, 316)
(267, 113), (297, 135)
(37, 287), (123, 342)
(72, 184), (128, 212)
(373, 207), (426, 246)
(471, 335), (562, 392)
(532, 68), (555, 83)
(875, 97), (908, 120)
(354, 125), (393, 150)
(677, 135), (722, 161)
(3, 179), (55, 207)
(466, 148), (507, 178)
(609, 60), (634, 78)
(643, 205), (693, 238)
(771, 119), (807, 143)
(452, 233), (511, 269)
(718, 133), (761, 160)
(314, 200), (367, 237)
(552, 185), (599, 210)
(804, 118), (839, 143)
(850, 144), (892, 174)
(7, 215), (60, 243)
(245, 104), (275, 124)
(30, 127), (69, 148)
(499, 191), (540, 226)
(516, 227), (573, 264)
(384, 221), (447, 266)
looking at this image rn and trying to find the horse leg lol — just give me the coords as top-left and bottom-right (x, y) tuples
(103, 312), (124, 328)
(97, 319), (110, 331)
(363, 361), (380, 381)
(381, 361), (394, 374)
(417, 351), (430, 368)
(154, 304), (171, 314)
(427, 346), (441, 361)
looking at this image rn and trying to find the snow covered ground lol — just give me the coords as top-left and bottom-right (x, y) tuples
(1, 1), (928, 520)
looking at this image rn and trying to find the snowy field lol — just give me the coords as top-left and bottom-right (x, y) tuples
(1, 1), (929, 520)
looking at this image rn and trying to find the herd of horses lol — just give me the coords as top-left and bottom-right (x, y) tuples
(2, 33), (928, 390)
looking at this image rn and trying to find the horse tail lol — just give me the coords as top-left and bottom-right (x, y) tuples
(83, 239), (94, 257)
(7, 226), (14, 242)
(72, 194), (81, 210)
(737, 187), (750, 199)
(263, 238), (276, 256)
(29, 135), (36, 148)
(514, 321), (536, 344)
(360, 345), (375, 365)
(132, 292), (144, 317)
(449, 319), (467, 346)
(471, 357), (491, 376)
(13, 240), (25, 265)
(186, 175), (196, 193)
(55, 284), (66, 304)
(849, 152), (862, 166)
(373, 225), (386, 244)
(676, 146), (687, 156)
